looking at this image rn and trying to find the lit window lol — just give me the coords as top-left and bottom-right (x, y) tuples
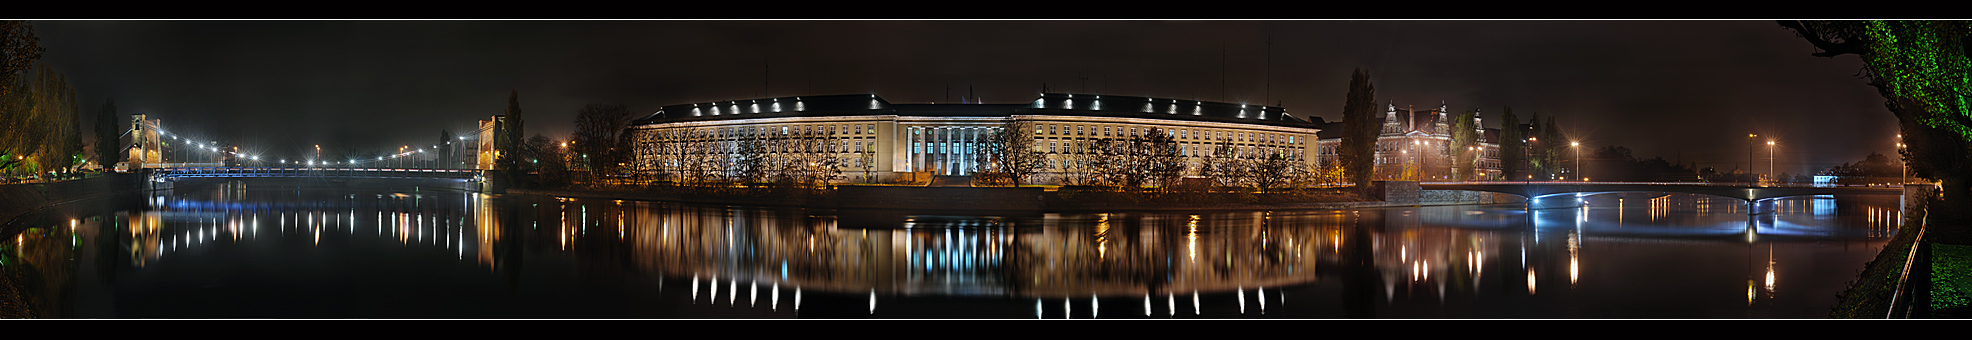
(711, 105), (721, 115)
(750, 100), (760, 113)
(1193, 102), (1202, 115)
(796, 97), (806, 111)
(1092, 96), (1101, 110)
(693, 105), (703, 116)
(1032, 97), (1044, 108)
(772, 98), (782, 112)
(1064, 94), (1074, 110)
(870, 95), (881, 110)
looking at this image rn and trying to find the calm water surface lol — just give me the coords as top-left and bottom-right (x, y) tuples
(0, 180), (1903, 318)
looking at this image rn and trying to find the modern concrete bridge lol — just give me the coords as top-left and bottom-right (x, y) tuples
(1420, 181), (1911, 214)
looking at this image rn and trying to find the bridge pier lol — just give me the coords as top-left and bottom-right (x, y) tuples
(1526, 195), (1585, 210)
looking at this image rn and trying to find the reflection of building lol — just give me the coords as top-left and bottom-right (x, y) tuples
(626, 93), (1323, 184)
(1315, 103), (1501, 181)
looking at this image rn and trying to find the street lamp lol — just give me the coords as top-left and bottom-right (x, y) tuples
(1766, 140), (1775, 184)
(1571, 141), (1582, 182)
(1748, 133), (1757, 183)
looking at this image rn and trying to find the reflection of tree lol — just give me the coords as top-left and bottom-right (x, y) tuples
(8, 226), (77, 317)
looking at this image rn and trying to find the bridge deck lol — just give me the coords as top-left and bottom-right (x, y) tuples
(1420, 181), (1908, 202)
(153, 167), (481, 179)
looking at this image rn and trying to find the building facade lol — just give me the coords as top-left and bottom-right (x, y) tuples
(626, 93), (1324, 185)
(1316, 102), (1502, 182)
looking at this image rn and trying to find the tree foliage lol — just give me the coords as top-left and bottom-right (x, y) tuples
(0, 63), (78, 178)
(437, 129), (455, 169)
(0, 21), (42, 96)
(1498, 106), (1524, 181)
(1451, 109), (1479, 180)
(1339, 68), (1379, 193)
(495, 91), (526, 187)
(1781, 20), (1972, 212)
(523, 134), (568, 188)
(94, 99), (117, 169)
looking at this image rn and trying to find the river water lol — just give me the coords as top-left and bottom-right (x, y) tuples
(0, 180), (1903, 318)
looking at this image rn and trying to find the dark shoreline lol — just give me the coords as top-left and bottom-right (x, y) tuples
(502, 185), (1511, 213)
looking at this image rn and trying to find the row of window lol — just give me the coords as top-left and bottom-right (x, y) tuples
(1031, 97), (1275, 120)
(644, 123), (880, 141)
(1032, 123), (1301, 145)
(688, 98), (809, 116)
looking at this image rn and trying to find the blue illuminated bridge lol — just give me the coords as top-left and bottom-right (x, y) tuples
(1419, 181), (1912, 214)
(151, 167), (481, 180)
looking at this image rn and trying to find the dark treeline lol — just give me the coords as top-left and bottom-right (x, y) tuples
(0, 21), (88, 182)
(1578, 145), (1702, 182)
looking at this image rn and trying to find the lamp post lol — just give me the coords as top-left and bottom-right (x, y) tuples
(1571, 141), (1581, 182)
(1748, 133), (1757, 184)
(1767, 140), (1775, 185)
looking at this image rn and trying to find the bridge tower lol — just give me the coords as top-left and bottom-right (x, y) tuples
(127, 114), (161, 169)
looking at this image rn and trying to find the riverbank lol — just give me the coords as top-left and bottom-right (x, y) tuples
(502, 182), (1506, 213)
(0, 173), (144, 228)
(1829, 184), (1972, 318)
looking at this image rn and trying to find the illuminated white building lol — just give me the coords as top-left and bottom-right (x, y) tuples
(627, 93), (1324, 184)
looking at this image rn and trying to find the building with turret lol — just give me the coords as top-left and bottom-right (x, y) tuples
(1315, 102), (1501, 181)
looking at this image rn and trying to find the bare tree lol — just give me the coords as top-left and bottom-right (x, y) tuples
(571, 103), (635, 184)
(984, 120), (1048, 186)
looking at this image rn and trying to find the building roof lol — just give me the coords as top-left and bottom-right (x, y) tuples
(632, 93), (1323, 129)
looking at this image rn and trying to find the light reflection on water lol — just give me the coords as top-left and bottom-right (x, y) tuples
(0, 183), (1902, 318)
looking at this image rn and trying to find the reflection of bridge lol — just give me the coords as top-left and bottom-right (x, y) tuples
(152, 167), (481, 179)
(1421, 181), (1909, 213)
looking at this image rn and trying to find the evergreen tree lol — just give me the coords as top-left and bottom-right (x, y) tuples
(1339, 68), (1378, 194)
(1451, 109), (1479, 180)
(1499, 106), (1524, 181)
(94, 99), (117, 170)
(1543, 116), (1567, 179)
(438, 129), (454, 169)
(496, 91), (525, 188)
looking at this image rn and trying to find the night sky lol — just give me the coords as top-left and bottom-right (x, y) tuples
(34, 20), (1894, 175)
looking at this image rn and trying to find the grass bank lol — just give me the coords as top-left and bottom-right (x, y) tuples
(1829, 210), (1926, 318)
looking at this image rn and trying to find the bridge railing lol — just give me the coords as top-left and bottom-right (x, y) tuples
(1419, 181), (1910, 188)
(153, 167), (480, 178)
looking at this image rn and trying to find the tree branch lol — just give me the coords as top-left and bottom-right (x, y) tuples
(1778, 20), (1869, 58)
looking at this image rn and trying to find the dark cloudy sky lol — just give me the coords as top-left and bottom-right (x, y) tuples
(35, 20), (1893, 175)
